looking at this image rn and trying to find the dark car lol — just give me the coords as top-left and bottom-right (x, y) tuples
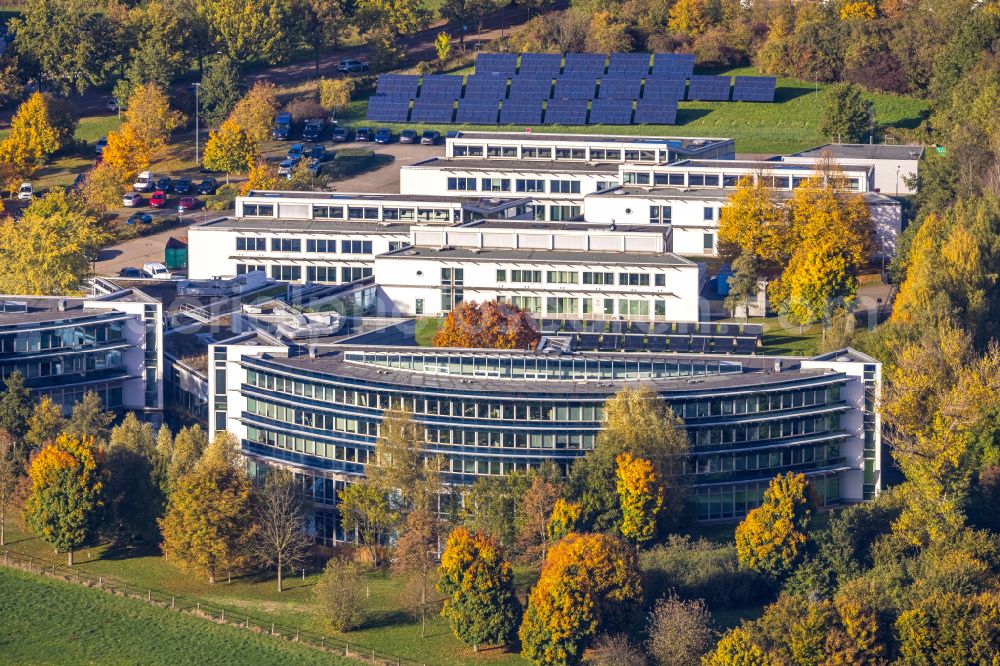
(399, 129), (418, 144)
(126, 213), (153, 225)
(374, 128), (392, 144)
(155, 176), (172, 192)
(420, 130), (442, 145)
(355, 127), (373, 142)
(309, 144), (327, 161)
(178, 196), (198, 211)
(118, 266), (143, 278)
(173, 177), (192, 195)
(272, 112), (293, 141)
(331, 127), (350, 143)
(302, 118), (325, 142)
(196, 178), (218, 195)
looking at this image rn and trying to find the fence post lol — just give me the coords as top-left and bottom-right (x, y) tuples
(123, 584), (127, 597)
(221, 609), (225, 623)
(197, 602), (200, 613)
(148, 589), (151, 602)
(295, 629), (299, 642)
(271, 622), (275, 636)
(345, 643), (350, 657)
(98, 576), (102, 589)
(372, 649), (375, 661)
(171, 596), (175, 609)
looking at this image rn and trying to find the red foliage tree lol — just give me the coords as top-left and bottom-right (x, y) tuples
(432, 300), (541, 350)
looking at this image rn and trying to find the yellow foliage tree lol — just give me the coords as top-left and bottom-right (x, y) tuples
(203, 120), (259, 183)
(123, 82), (185, 150)
(228, 81), (280, 144)
(240, 160), (282, 195)
(702, 626), (767, 666)
(1, 92), (61, 167)
(718, 175), (793, 266)
(546, 498), (580, 543)
(840, 2), (876, 20)
(735, 472), (813, 578)
(101, 123), (152, 183)
(318, 77), (354, 115)
(667, 0), (716, 37)
(615, 453), (662, 546)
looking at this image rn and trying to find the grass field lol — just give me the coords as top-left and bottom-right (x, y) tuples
(345, 65), (929, 154)
(0, 567), (354, 666)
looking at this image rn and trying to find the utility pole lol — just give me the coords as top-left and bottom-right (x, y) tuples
(193, 82), (202, 166)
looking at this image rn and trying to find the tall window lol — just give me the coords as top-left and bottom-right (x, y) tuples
(550, 180), (581, 194)
(441, 267), (464, 312)
(546, 271), (578, 284)
(447, 177), (476, 191)
(649, 206), (672, 224)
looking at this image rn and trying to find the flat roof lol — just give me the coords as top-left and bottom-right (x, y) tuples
(657, 159), (871, 173)
(789, 144), (925, 161)
(241, 191), (527, 207)
(450, 131), (733, 151)
(405, 157), (620, 174)
(602, 186), (899, 204)
(379, 245), (694, 267)
(194, 217), (415, 233)
(460, 220), (668, 233)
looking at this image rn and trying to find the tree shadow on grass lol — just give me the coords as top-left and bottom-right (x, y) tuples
(361, 609), (412, 630)
(774, 85), (817, 103)
(888, 110), (929, 130)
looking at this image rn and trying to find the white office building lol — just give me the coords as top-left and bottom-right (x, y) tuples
(779, 143), (924, 196)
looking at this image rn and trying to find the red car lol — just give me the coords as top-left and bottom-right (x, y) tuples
(178, 196), (198, 211)
(149, 190), (167, 208)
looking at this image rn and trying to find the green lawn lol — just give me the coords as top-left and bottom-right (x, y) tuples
(0, 567), (353, 666)
(415, 317), (444, 346)
(345, 65), (929, 154)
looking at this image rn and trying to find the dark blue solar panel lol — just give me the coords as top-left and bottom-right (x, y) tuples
(464, 76), (508, 98)
(554, 78), (596, 99)
(588, 98), (633, 125)
(476, 53), (518, 74)
(508, 77), (552, 99)
(544, 98), (587, 125)
(608, 52), (651, 76)
(688, 75), (731, 101)
(456, 100), (499, 124)
(367, 96), (410, 122)
(515, 69), (556, 81)
(376, 74), (419, 98)
(564, 52), (606, 75)
(642, 77), (686, 100)
(410, 99), (455, 123)
(732, 76), (776, 102)
(652, 53), (695, 78)
(419, 75), (463, 99)
(634, 100), (677, 125)
(499, 100), (543, 124)
(598, 78), (641, 99)
(519, 53), (562, 75)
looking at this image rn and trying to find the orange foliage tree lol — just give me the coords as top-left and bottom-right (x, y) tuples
(24, 434), (105, 565)
(432, 300), (541, 350)
(519, 532), (642, 665)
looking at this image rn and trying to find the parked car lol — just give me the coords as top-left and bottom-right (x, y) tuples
(118, 266), (142, 278)
(355, 127), (373, 142)
(177, 196), (198, 211)
(126, 212), (153, 225)
(133, 170), (155, 192)
(196, 178), (218, 195)
(420, 130), (442, 145)
(336, 59), (369, 73)
(399, 129), (418, 144)
(272, 112), (293, 140)
(155, 176), (172, 192)
(106, 98), (119, 113)
(149, 190), (167, 208)
(286, 143), (305, 162)
(306, 158), (322, 176)
(122, 192), (144, 207)
(143, 262), (172, 280)
(173, 177), (192, 195)
(331, 127), (350, 143)
(16, 182), (34, 200)
(374, 128), (392, 144)
(278, 160), (296, 178)
(308, 144), (327, 161)
(95, 137), (108, 155)
(302, 118), (326, 142)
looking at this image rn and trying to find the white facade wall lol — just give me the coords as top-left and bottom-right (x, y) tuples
(208, 340), (286, 440)
(444, 133), (735, 163)
(84, 298), (163, 413)
(781, 155), (920, 196)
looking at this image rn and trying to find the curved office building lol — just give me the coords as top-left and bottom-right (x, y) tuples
(211, 326), (881, 545)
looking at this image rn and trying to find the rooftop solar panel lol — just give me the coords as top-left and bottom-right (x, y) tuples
(499, 99), (543, 124)
(508, 78), (552, 99)
(410, 99), (455, 123)
(375, 74), (419, 98)
(564, 52), (606, 75)
(732, 76), (776, 102)
(688, 75), (731, 101)
(608, 52), (651, 75)
(544, 98), (588, 125)
(634, 99), (677, 125)
(652, 53), (695, 78)
(554, 78), (596, 99)
(456, 100), (500, 124)
(476, 53), (518, 74)
(366, 96), (410, 122)
(642, 77), (686, 100)
(518, 53), (562, 75)
(588, 98), (633, 125)
(598, 78), (641, 99)
(419, 75), (463, 98)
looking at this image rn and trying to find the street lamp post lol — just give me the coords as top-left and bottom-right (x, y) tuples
(192, 82), (202, 166)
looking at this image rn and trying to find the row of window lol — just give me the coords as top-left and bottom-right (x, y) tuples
(622, 171), (863, 192)
(0, 322), (125, 355)
(242, 203), (456, 222)
(694, 474), (840, 521)
(451, 144), (663, 163)
(1, 348), (125, 381)
(239, 238), (374, 255)
(687, 441), (841, 476)
(267, 265), (372, 283)
(447, 177), (583, 194)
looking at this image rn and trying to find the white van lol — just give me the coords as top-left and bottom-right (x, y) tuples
(17, 182), (34, 200)
(134, 171), (154, 192)
(143, 262), (172, 280)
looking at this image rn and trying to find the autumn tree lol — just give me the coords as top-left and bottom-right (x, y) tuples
(0, 371), (33, 445)
(201, 0), (291, 66)
(298, 0), (348, 73)
(25, 397), (65, 450)
(0, 92), (65, 171)
(615, 453), (663, 547)
(438, 527), (521, 651)
(318, 78), (353, 115)
(227, 81), (280, 144)
(366, 406), (437, 520)
(203, 120), (259, 183)
(122, 82), (185, 150)
(646, 593), (712, 666)
(569, 386), (689, 535)
(894, 591), (1000, 663)
(63, 390), (114, 444)
(339, 478), (393, 566)
(520, 532), (642, 666)
(435, 31), (452, 70)
(313, 557), (367, 631)
(717, 175), (791, 267)
(514, 473), (563, 562)
(667, 0), (717, 38)
(0, 431), (23, 546)
(546, 498), (580, 543)
(433, 300), (541, 349)
(199, 56), (242, 125)
(702, 626), (767, 666)
(163, 424), (208, 491)
(240, 161), (282, 195)
(356, 0), (431, 36)
(724, 252), (761, 320)
(252, 467), (312, 592)
(104, 412), (162, 543)
(821, 83), (874, 144)
(735, 472), (814, 579)
(0, 190), (106, 296)
(395, 506), (442, 637)
(587, 11), (632, 53)
(100, 123), (152, 183)
(159, 434), (256, 583)
(439, 0), (497, 48)
(24, 434), (105, 565)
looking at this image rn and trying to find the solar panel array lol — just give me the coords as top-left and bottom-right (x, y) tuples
(464, 75), (508, 99)
(589, 98), (633, 125)
(509, 77), (553, 99)
(599, 78), (642, 99)
(410, 99), (455, 123)
(419, 75), (463, 99)
(518, 53), (562, 76)
(375, 74), (419, 98)
(456, 100), (500, 124)
(499, 100), (543, 124)
(608, 52), (651, 76)
(732, 76), (777, 102)
(652, 53), (695, 78)
(634, 99), (678, 125)
(688, 75), (732, 101)
(534, 319), (763, 354)
(367, 95), (410, 122)
(554, 78), (596, 99)
(564, 52), (606, 75)
(544, 98), (588, 125)
(643, 76), (687, 101)
(475, 52), (517, 75)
